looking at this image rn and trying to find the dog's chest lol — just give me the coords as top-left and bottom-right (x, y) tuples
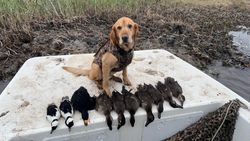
(93, 42), (134, 72)
(112, 51), (134, 72)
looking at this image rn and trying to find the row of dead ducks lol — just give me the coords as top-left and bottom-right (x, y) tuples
(46, 77), (185, 134)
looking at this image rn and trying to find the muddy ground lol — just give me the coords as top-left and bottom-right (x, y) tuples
(1, 5), (250, 81)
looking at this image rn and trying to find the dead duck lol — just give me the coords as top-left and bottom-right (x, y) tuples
(70, 86), (96, 126)
(46, 103), (61, 134)
(111, 90), (126, 129)
(96, 93), (113, 130)
(59, 96), (74, 130)
(135, 84), (154, 127)
(156, 81), (183, 109)
(143, 84), (164, 119)
(165, 77), (185, 106)
(121, 86), (140, 127)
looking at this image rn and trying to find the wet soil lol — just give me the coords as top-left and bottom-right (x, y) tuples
(1, 5), (250, 96)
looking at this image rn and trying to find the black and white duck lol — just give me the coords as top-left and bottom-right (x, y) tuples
(46, 103), (61, 134)
(59, 96), (74, 130)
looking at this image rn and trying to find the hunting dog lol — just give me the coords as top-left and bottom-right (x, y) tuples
(63, 17), (139, 97)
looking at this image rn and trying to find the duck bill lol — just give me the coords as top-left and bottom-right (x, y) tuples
(83, 119), (90, 126)
(50, 126), (57, 134)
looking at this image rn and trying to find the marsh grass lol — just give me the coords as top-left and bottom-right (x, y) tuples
(0, 0), (145, 28)
(0, 0), (249, 30)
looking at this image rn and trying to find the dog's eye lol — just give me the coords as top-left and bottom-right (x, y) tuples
(117, 26), (122, 30)
(128, 24), (132, 29)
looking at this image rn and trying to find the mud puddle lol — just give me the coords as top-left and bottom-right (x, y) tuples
(229, 26), (250, 56)
(207, 62), (250, 101)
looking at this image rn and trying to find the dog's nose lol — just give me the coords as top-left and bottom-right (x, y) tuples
(122, 36), (128, 43)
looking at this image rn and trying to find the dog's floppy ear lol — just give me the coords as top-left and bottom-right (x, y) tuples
(134, 23), (139, 38)
(110, 26), (118, 45)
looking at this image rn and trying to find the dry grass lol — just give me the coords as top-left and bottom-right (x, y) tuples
(0, 0), (249, 29)
(168, 0), (250, 6)
(0, 0), (145, 29)
(166, 0), (234, 6)
(0, 0), (249, 41)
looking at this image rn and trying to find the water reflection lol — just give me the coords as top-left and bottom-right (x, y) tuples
(0, 80), (9, 94)
(229, 26), (250, 56)
(208, 62), (250, 102)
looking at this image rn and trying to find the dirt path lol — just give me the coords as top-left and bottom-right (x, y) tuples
(1, 5), (250, 81)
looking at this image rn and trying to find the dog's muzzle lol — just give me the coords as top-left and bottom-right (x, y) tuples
(122, 36), (128, 43)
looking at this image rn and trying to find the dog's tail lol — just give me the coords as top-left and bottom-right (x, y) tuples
(62, 66), (90, 76)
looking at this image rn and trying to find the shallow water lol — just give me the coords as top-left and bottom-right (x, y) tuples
(229, 26), (250, 56)
(208, 62), (250, 102)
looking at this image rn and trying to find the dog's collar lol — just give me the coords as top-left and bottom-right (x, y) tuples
(94, 40), (133, 58)
(114, 44), (134, 56)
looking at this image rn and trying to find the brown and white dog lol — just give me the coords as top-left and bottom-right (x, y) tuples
(63, 17), (139, 97)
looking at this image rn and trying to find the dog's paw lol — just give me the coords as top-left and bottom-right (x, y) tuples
(95, 81), (103, 90)
(107, 92), (112, 97)
(103, 88), (112, 97)
(123, 79), (132, 86)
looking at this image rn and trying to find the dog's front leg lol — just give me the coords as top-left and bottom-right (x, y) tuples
(102, 53), (117, 97)
(123, 67), (132, 86)
(102, 64), (111, 97)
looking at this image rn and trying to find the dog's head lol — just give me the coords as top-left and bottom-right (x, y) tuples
(110, 17), (139, 52)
